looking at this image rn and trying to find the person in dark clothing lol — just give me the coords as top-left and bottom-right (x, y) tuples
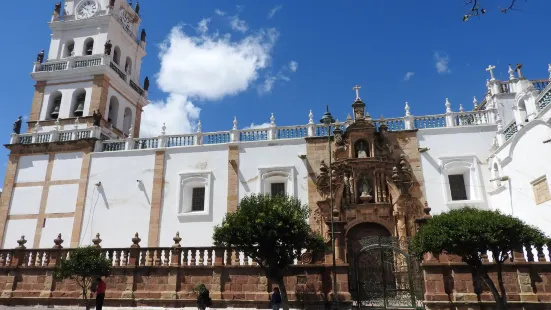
(95, 277), (106, 310)
(271, 287), (282, 310)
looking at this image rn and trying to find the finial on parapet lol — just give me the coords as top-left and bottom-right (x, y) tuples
(445, 98), (452, 113)
(128, 125), (134, 138)
(55, 118), (60, 130)
(548, 64), (551, 81)
(232, 116), (238, 130)
(459, 104), (464, 112)
(92, 233), (102, 248)
(508, 64), (515, 80)
(53, 233), (64, 249)
(473, 96), (479, 110)
(197, 120), (202, 133)
(353, 85), (362, 101)
(270, 113), (276, 127)
(16, 236), (27, 249)
(485, 65), (496, 80)
(308, 110), (314, 124)
(161, 123), (166, 135)
(34, 121), (41, 133)
(515, 63), (524, 79)
(346, 113), (352, 123)
(172, 232), (182, 248)
(131, 232), (141, 248)
(404, 102), (411, 116)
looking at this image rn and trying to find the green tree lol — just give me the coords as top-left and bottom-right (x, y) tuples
(410, 207), (547, 310)
(463, 0), (523, 21)
(212, 194), (326, 309)
(54, 246), (112, 310)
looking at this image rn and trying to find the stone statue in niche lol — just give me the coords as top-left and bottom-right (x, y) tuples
(140, 29), (147, 42)
(333, 127), (347, 152)
(92, 109), (102, 127)
(37, 50), (45, 63)
(144, 76), (150, 91)
(359, 177), (373, 203)
(355, 140), (368, 158)
(104, 40), (112, 55)
(54, 2), (61, 15)
(315, 160), (330, 196)
(375, 122), (393, 157)
(13, 116), (22, 134)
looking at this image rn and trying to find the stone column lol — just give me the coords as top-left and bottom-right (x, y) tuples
(333, 222), (346, 263)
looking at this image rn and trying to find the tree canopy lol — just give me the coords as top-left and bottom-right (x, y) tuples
(212, 194), (326, 308)
(411, 207), (547, 309)
(463, 0), (524, 21)
(54, 246), (112, 309)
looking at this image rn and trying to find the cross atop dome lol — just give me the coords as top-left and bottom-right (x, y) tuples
(353, 85), (362, 101)
(351, 84), (366, 122)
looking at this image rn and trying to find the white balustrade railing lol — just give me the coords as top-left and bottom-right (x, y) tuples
(8, 110), (497, 152)
(33, 55), (108, 73)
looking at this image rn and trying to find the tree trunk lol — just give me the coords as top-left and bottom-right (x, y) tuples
(495, 262), (509, 310)
(480, 272), (508, 310)
(275, 276), (290, 310)
(82, 288), (90, 310)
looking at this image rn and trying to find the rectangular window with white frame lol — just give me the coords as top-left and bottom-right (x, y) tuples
(258, 166), (296, 198)
(439, 155), (487, 209)
(270, 182), (286, 197)
(448, 174), (468, 201)
(178, 171), (212, 221)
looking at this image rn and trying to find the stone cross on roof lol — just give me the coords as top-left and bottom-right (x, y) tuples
(353, 85), (361, 100)
(485, 65), (496, 80)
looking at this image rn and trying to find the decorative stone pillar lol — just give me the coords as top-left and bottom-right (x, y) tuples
(333, 222), (346, 263)
(495, 116), (505, 146)
(158, 123), (167, 147)
(404, 102), (414, 130)
(195, 121), (203, 145)
(1, 236), (27, 299)
(9, 133), (19, 145)
(162, 232), (181, 299)
(307, 110), (315, 137)
(92, 233), (102, 248)
(230, 117), (239, 142)
(268, 113), (277, 140)
(444, 98), (455, 127)
(122, 233), (141, 299)
(41, 234), (65, 298)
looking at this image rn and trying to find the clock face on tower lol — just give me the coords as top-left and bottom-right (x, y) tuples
(119, 10), (131, 30)
(76, 0), (99, 19)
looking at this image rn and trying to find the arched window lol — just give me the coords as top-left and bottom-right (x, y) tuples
(354, 139), (370, 158)
(71, 89), (86, 117)
(63, 40), (75, 58)
(107, 96), (119, 127)
(48, 91), (63, 120)
(83, 38), (94, 56)
(113, 46), (121, 65)
(124, 57), (132, 75)
(123, 107), (133, 135)
(517, 100), (528, 125)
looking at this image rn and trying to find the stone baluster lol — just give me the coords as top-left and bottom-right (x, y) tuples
(125, 126), (135, 150)
(190, 249), (197, 266)
(225, 249), (232, 266)
(9, 133), (19, 145)
(195, 121), (203, 145)
(233, 249), (241, 265)
(71, 118), (79, 140)
(31, 123), (40, 143)
(444, 98), (455, 127)
(268, 113), (277, 140)
(495, 115), (505, 146)
(230, 117), (239, 142)
(512, 246), (526, 263)
(536, 244), (547, 262)
(525, 244), (535, 262)
(90, 125), (101, 139)
(404, 102), (414, 130)
(307, 110), (315, 137)
(214, 248), (224, 266)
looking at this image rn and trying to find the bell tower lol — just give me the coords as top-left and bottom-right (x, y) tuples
(27, 0), (149, 138)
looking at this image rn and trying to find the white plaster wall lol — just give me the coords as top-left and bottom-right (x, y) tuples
(51, 152), (83, 181)
(9, 187), (43, 215)
(238, 140), (308, 204)
(159, 145), (229, 247)
(495, 96), (517, 127)
(50, 23), (109, 60)
(16, 155), (49, 183)
(3, 219), (37, 249)
(40, 82), (94, 120)
(418, 125), (497, 215)
(46, 184), (79, 214)
(39, 217), (74, 248)
(489, 122), (551, 236)
(79, 151), (155, 247)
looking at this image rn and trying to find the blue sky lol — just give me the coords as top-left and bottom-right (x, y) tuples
(1, 0), (551, 182)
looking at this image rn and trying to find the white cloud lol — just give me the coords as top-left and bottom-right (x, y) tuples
(404, 71), (415, 81)
(230, 16), (248, 33)
(434, 52), (450, 74)
(214, 9), (226, 16)
(141, 24), (280, 137)
(259, 75), (277, 94)
(197, 18), (210, 34)
(243, 122), (271, 130)
(289, 60), (298, 72)
(267, 5), (283, 19)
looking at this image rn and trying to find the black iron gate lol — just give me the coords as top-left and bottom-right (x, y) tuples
(349, 236), (424, 309)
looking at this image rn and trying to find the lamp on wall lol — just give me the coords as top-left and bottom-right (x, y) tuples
(543, 138), (551, 144)
(490, 176), (510, 182)
(418, 147), (430, 153)
(94, 181), (102, 187)
(297, 153), (307, 160)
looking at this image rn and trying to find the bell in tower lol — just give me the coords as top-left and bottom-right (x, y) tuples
(73, 94), (85, 117)
(50, 97), (61, 119)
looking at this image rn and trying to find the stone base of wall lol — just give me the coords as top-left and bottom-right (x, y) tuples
(0, 265), (351, 309)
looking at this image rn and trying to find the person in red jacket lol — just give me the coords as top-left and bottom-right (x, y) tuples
(95, 277), (106, 310)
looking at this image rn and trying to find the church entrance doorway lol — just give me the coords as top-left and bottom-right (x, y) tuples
(347, 224), (424, 309)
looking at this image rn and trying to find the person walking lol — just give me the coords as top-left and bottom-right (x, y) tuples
(271, 287), (282, 310)
(95, 277), (106, 310)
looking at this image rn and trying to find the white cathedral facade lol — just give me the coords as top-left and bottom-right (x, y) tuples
(1, 0), (550, 250)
